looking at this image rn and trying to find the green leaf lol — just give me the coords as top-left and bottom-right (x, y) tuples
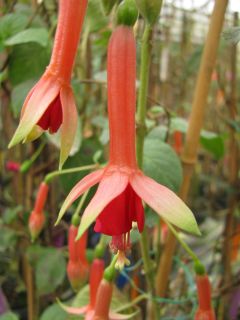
(0, 13), (28, 42)
(5, 28), (49, 47)
(170, 117), (188, 133)
(11, 79), (36, 117)
(27, 245), (66, 295)
(143, 131), (183, 193)
(40, 304), (68, 320)
(86, 0), (108, 32)
(0, 312), (19, 320)
(2, 206), (22, 224)
(0, 227), (17, 252)
(8, 43), (50, 86)
(200, 130), (225, 159)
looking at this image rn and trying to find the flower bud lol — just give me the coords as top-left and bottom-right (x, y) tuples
(33, 182), (49, 213)
(89, 259), (104, 308)
(6, 161), (20, 172)
(135, 0), (162, 25)
(28, 210), (45, 242)
(67, 260), (88, 291)
(93, 279), (113, 320)
(116, 0), (138, 26)
(194, 274), (216, 320)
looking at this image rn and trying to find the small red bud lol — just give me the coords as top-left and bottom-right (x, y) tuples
(194, 275), (216, 320)
(6, 161), (20, 172)
(28, 210), (45, 242)
(34, 182), (49, 213)
(90, 259), (104, 308)
(93, 279), (113, 320)
(67, 260), (88, 291)
(173, 131), (183, 155)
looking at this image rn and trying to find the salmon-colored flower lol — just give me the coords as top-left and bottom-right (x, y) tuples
(194, 274), (216, 320)
(67, 224), (88, 291)
(59, 258), (104, 320)
(28, 182), (49, 241)
(8, 0), (88, 167)
(56, 25), (199, 264)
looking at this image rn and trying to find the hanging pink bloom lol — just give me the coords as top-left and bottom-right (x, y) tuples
(59, 258), (104, 319)
(56, 25), (199, 264)
(67, 225), (88, 291)
(8, 0), (88, 167)
(28, 182), (49, 241)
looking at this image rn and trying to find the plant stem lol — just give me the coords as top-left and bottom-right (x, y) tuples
(44, 164), (99, 184)
(73, 189), (90, 218)
(136, 23), (152, 168)
(156, 0), (228, 297)
(136, 22), (157, 316)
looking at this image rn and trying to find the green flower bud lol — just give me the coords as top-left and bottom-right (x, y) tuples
(103, 264), (116, 282)
(101, 0), (118, 15)
(117, 0), (138, 26)
(135, 0), (162, 25)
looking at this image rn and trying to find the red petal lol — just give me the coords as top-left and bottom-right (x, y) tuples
(94, 184), (144, 235)
(78, 169), (128, 238)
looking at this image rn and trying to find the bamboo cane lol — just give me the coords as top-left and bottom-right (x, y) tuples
(156, 0), (228, 297)
(219, 11), (239, 320)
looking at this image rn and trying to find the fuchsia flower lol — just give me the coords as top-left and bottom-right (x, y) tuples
(60, 258), (104, 320)
(67, 225), (89, 291)
(8, 0), (88, 167)
(56, 25), (200, 265)
(5, 161), (20, 172)
(28, 182), (49, 241)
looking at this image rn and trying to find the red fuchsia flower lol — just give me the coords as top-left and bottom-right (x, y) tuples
(28, 182), (49, 241)
(67, 224), (89, 291)
(5, 161), (20, 172)
(8, 0), (88, 167)
(56, 25), (200, 266)
(194, 274), (216, 320)
(59, 258), (104, 320)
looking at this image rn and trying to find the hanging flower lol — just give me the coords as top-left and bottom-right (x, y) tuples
(194, 274), (216, 320)
(28, 182), (49, 241)
(8, 0), (88, 167)
(67, 224), (89, 291)
(59, 258), (104, 319)
(56, 25), (200, 266)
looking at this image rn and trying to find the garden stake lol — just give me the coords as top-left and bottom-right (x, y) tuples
(156, 0), (228, 297)
(221, 11), (239, 320)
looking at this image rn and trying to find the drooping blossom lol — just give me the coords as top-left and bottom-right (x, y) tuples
(60, 259), (134, 320)
(28, 182), (49, 241)
(56, 25), (200, 265)
(194, 274), (216, 320)
(59, 258), (104, 320)
(8, 0), (88, 167)
(67, 224), (88, 291)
